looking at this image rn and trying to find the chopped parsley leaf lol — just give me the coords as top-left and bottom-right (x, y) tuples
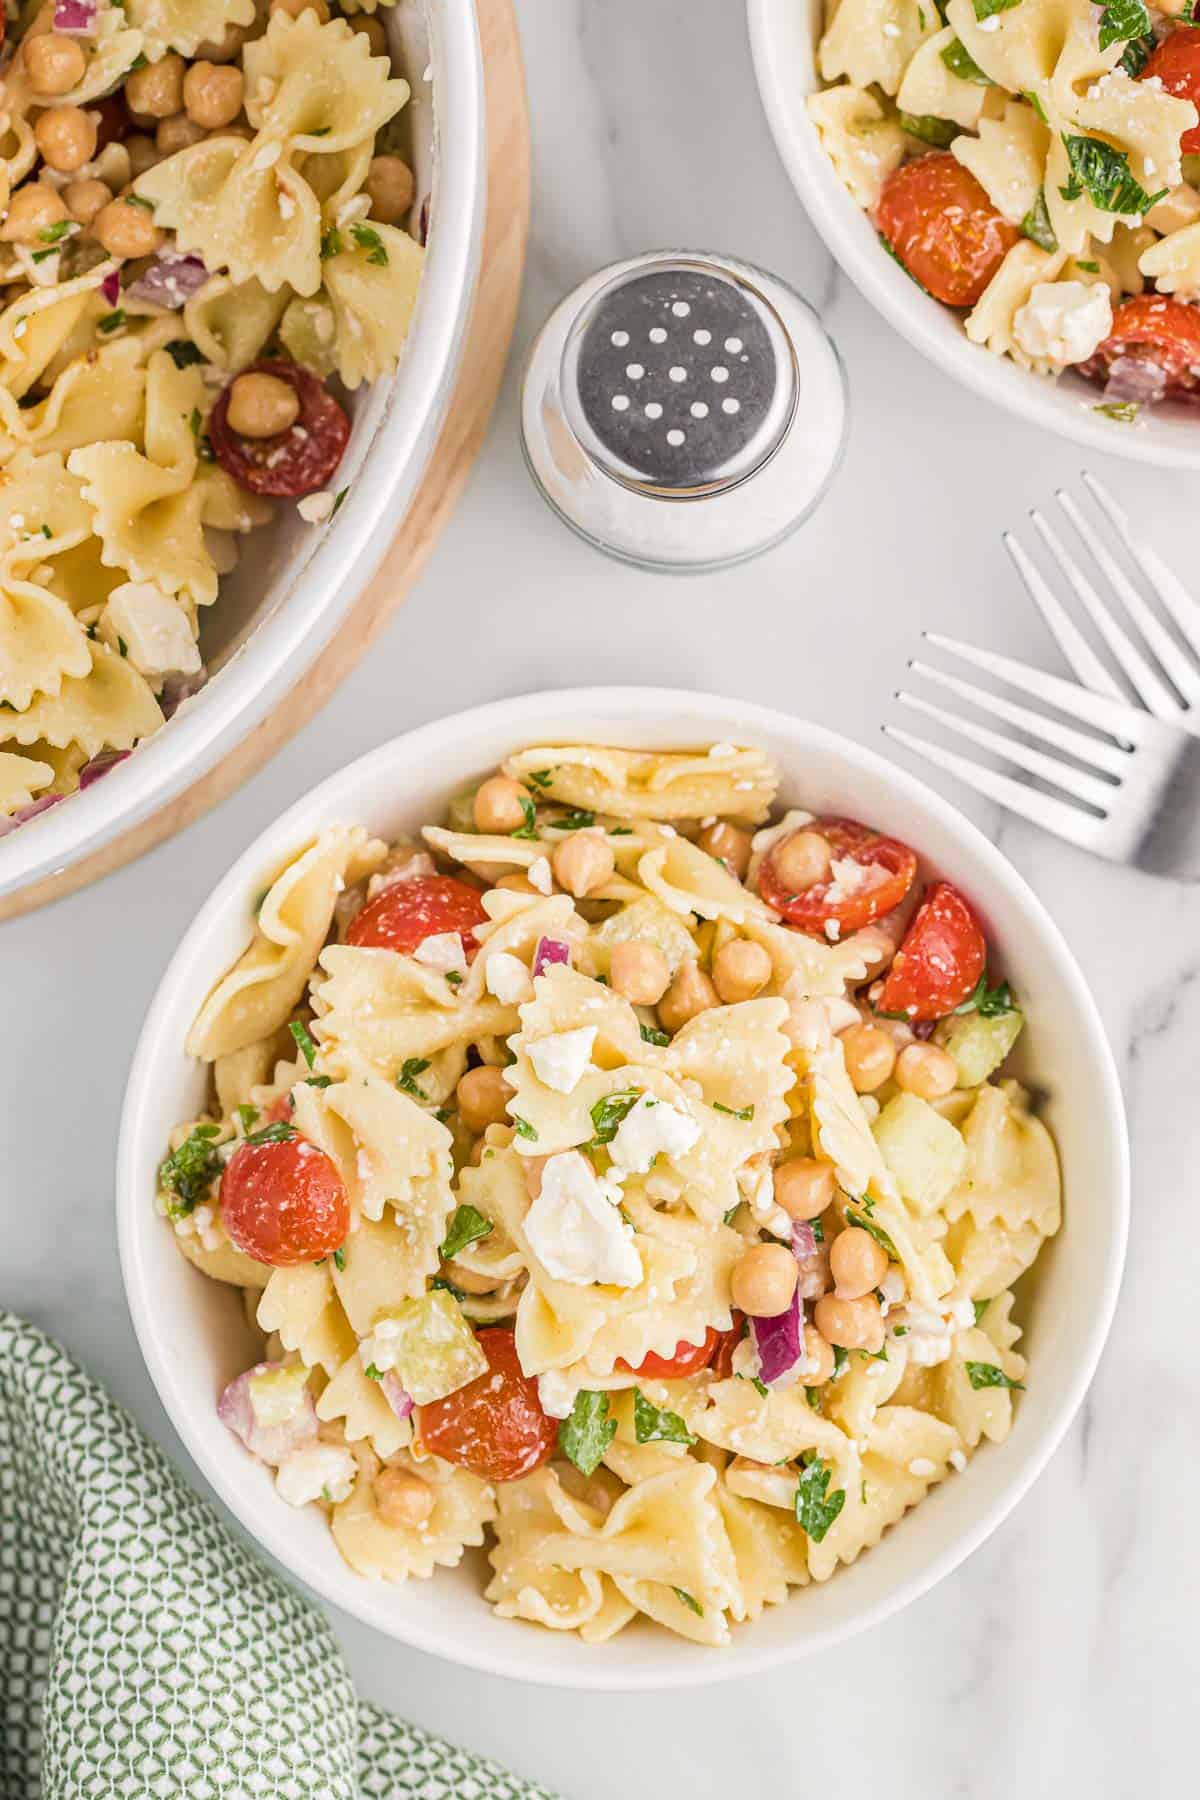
(973, 1298), (991, 1324)
(158, 1124), (222, 1216)
(965, 1361), (1024, 1391)
(351, 223), (389, 266)
(953, 972), (1017, 1016)
(557, 1390), (616, 1476)
(320, 226), (343, 260)
(794, 1456), (846, 1543)
(306, 1074), (332, 1089)
(845, 1207), (898, 1260)
(972, 0), (1020, 16)
(30, 246), (58, 264)
(722, 1204), (740, 1226)
(832, 1345), (849, 1378)
(632, 1389), (696, 1447)
(38, 220), (75, 244)
(1075, 259), (1100, 272)
(712, 1100), (754, 1121)
(805, 1386), (821, 1411)
(1059, 134), (1164, 215)
(117, 636), (128, 658)
(333, 1246), (346, 1272)
(125, 193), (155, 211)
(331, 486), (349, 516)
(553, 809), (595, 831)
(1095, 401), (1139, 422)
(527, 769), (555, 789)
(640, 1023), (670, 1047)
(245, 1121), (296, 1146)
(1020, 189), (1058, 253)
(940, 37), (993, 83)
(165, 339), (205, 369)
(673, 1588), (703, 1617)
(899, 112), (959, 148)
(288, 1018), (318, 1069)
(235, 1104), (259, 1134)
(365, 1363), (383, 1381)
(98, 309), (126, 335)
(40, 524), (51, 539)
(440, 1203), (494, 1262)
(1097, 0), (1151, 50)
(512, 1115), (539, 1141)
(589, 1088), (641, 1145)
(396, 1056), (431, 1099)
(512, 794), (539, 840)
(1118, 29), (1156, 75)
(445, 970), (462, 988)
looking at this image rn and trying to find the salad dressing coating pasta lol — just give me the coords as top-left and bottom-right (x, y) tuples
(160, 741), (1062, 1647)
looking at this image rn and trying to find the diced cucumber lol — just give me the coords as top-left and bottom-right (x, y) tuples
(247, 1364), (310, 1428)
(872, 1092), (968, 1216)
(375, 1289), (488, 1405)
(935, 1009), (1024, 1087)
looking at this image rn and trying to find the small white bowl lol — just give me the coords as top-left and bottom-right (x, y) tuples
(748, 0), (1200, 469)
(0, 0), (486, 904)
(118, 688), (1128, 1689)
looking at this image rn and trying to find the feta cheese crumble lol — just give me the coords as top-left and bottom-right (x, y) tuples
(1013, 281), (1113, 368)
(98, 581), (201, 688)
(413, 931), (468, 979)
(524, 1151), (642, 1287)
(275, 1444), (356, 1509)
(297, 490), (336, 524)
(527, 1026), (597, 1094)
(527, 855), (553, 895)
(484, 950), (534, 1005)
(607, 1093), (701, 1175)
(536, 1368), (579, 1419)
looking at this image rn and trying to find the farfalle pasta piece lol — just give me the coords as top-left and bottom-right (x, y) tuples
(256, 1264), (357, 1378)
(186, 825), (387, 1061)
(637, 835), (774, 924)
(658, 1373), (851, 1468)
(929, 1325), (1026, 1446)
(0, 263), (119, 400)
(824, 1341), (910, 1439)
(715, 1482), (810, 1620)
(51, 4), (144, 102)
(818, 0), (939, 98)
(805, 1405), (962, 1580)
(292, 1076), (453, 1259)
(965, 240), (1069, 370)
(316, 1353), (411, 1459)
(0, 570), (90, 713)
(944, 1213), (1045, 1299)
(333, 1457), (495, 1582)
(311, 943), (518, 1082)
(897, 28), (991, 133)
(0, 749), (51, 815)
(1139, 222), (1200, 298)
(330, 1206), (452, 1334)
(805, 85), (906, 213)
(952, 99), (1049, 227)
(943, 0), (1086, 102)
(135, 12), (409, 295)
(485, 1474), (634, 1637)
(183, 275), (292, 373)
(0, 639), (161, 756)
(125, 0), (257, 61)
(501, 743), (778, 823)
(0, 337), (146, 459)
(319, 220), (424, 389)
(943, 1081), (1062, 1236)
(174, 1230), (271, 1290)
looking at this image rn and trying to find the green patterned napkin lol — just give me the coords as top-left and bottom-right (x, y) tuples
(0, 1313), (556, 1800)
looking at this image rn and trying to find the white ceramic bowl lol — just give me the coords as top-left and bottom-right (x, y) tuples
(118, 688), (1128, 1689)
(748, 0), (1200, 469)
(0, 0), (486, 904)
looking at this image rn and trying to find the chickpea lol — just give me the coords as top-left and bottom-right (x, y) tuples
(92, 195), (164, 259)
(126, 52), (185, 120)
(551, 831), (614, 898)
(813, 1292), (885, 1354)
(609, 940), (670, 1007)
(697, 819), (752, 878)
(712, 938), (771, 1004)
(840, 1021), (897, 1094)
(364, 153), (414, 224)
(799, 1325), (835, 1387)
(829, 1226), (889, 1300)
(63, 177), (112, 227)
(373, 1467), (435, 1530)
(493, 872), (537, 895)
(894, 1042), (958, 1102)
(23, 32), (87, 97)
(350, 14), (389, 54)
(181, 61), (245, 131)
(226, 370), (301, 438)
(194, 23), (248, 63)
(33, 105), (97, 174)
(125, 134), (161, 179)
(657, 961), (718, 1035)
(771, 829), (832, 893)
(773, 1156), (835, 1222)
(156, 113), (207, 156)
(0, 181), (68, 242)
(472, 775), (529, 835)
(456, 1065), (512, 1136)
(269, 0), (331, 19)
(731, 1242), (799, 1318)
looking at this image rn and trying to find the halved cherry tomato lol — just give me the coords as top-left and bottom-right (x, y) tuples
(759, 817), (918, 939)
(617, 1326), (723, 1380)
(1081, 294), (1200, 398)
(208, 360), (350, 497)
(877, 154), (1019, 308)
(221, 1131), (348, 1265)
(1141, 28), (1200, 157)
(417, 1327), (557, 1482)
(345, 874), (489, 956)
(875, 881), (986, 1022)
(710, 1316), (746, 1381)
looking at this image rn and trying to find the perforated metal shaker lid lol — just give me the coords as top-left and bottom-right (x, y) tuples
(520, 251), (847, 572)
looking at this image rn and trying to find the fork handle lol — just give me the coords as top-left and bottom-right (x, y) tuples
(1136, 735), (1200, 881)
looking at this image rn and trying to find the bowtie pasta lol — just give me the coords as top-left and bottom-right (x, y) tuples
(809, 0), (1200, 417)
(0, 0), (423, 835)
(160, 743), (1063, 1649)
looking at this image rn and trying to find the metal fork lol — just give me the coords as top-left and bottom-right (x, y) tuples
(886, 472), (1200, 880)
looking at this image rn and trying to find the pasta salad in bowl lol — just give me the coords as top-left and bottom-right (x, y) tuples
(749, 0), (1200, 464)
(0, 0), (485, 897)
(119, 692), (1128, 1684)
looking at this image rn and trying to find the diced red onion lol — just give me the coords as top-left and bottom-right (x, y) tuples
(54, 0), (97, 34)
(217, 1362), (318, 1466)
(749, 1290), (805, 1388)
(0, 792), (64, 839)
(1102, 356), (1167, 409)
(100, 269), (120, 305)
(127, 252), (209, 310)
(381, 1373), (414, 1420)
(790, 1219), (817, 1261)
(533, 936), (571, 978)
(160, 667), (208, 719)
(912, 1018), (936, 1041)
(79, 749), (130, 789)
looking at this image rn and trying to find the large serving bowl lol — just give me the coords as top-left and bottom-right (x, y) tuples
(0, 0), (486, 905)
(118, 687), (1128, 1689)
(748, 0), (1200, 469)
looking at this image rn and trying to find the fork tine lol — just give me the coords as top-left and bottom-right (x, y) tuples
(1029, 507), (1179, 718)
(922, 632), (1146, 740)
(882, 725), (1104, 852)
(896, 692), (1117, 810)
(907, 660), (1130, 776)
(1057, 488), (1200, 709)
(1082, 471), (1200, 665)
(1002, 529), (1125, 704)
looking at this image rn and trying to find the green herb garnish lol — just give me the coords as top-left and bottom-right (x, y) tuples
(673, 1588), (703, 1617)
(953, 972), (1017, 1016)
(940, 37), (993, 83)
(557, 1390), (616, 1476)
(512, 1115), (539, 1141)
(38, 220), (75, 244)
(1059, 134), (1165, 215)
(1094, 401), (1139, 422)
(527, 769), (555, 789)
(117, 636), (128, 658)
(845, 1207), (898, 1260)
(288, 1018), (317, 1069)
(973, 0), (1020, 17)
(365, 1363), (383, 1381)
(125, 193), (155, 211)
(440, 1203), (494, 1262)
(351, 223), (389, 266)
(712, 1101), (754, 1121)
(320, 226), (343, 260)
(633, 1389), (696, 1447)
(639, 1023), (670, 1047)
(165, 339), (205, 369)
(899, 112), (959, 148)
(973, 1298), (991, 1323)
(553, 809), (595, 831)
(235, 1104), (259, 1134)
(245, 1121), (296, 1146)
(794, 1457), (846, 1544)
(396, 1056), (431, 1098)
(333, 1246), (346, 1271)
(97, 309), (126, 335)
(1098, 0), (1151, 50)
(512, 794), (539, 839)
(965, 1361), (1024, 1390)
(331, 486), (349, 515)
(1020, 189), (1058, 253)
(1119, 29), (1156, 75)
(589, 1089), (641, 1145)
(158, 1124), (222, 1215)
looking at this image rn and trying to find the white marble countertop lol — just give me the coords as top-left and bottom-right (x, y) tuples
(4, 2), (1197, 1793)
